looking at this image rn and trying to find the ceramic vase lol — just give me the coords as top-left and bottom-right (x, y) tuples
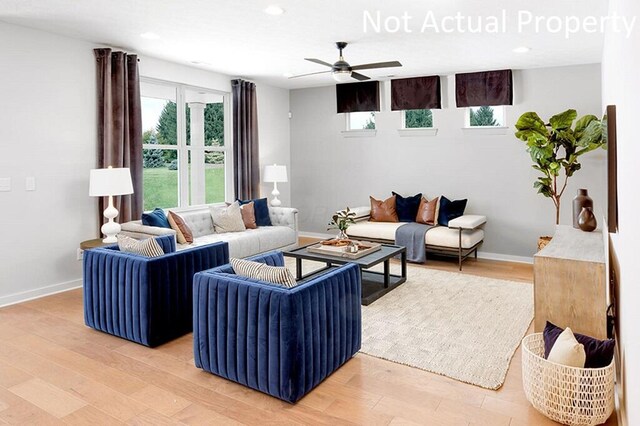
(578, 207), (597, 232)
(572, 189), (593, 229)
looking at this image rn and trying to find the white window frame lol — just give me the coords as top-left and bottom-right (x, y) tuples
(341, 112), (377, 138)
(140, 76), (232, 207)
(462, 105), (509, 135)
(396, 109), (438, 137)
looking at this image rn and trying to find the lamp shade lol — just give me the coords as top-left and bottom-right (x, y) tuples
(263, 164), (288, 183)
(89, 167), (134, 197)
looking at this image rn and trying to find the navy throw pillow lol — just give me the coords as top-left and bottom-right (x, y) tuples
(438, 196), (467, 226)
(141, 208), (171, 228)
(392, 192), (422, 222)
(238, 198), (272, 226)
(543, 321), (615, 368)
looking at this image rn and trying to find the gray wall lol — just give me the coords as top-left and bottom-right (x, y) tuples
(290, 64), (605, 258)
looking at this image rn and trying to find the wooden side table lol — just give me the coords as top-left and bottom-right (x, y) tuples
(80, 238), (111, 250)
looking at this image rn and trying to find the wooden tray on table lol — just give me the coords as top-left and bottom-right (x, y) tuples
(307, 239), (381, 259)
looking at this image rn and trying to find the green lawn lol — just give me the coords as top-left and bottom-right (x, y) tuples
(143, 166), (225, 210)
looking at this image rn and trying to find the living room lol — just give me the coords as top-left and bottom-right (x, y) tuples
(0, 1), (638, 425)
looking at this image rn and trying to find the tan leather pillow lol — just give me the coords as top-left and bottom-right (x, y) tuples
(416, 197), (439, 225)
(227, 201), (257, 229)
(168, 211), (194, 244)
(370, 195), (398, 222)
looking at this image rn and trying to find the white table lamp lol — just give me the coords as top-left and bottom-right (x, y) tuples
(89, 166), (134, 243)
(263, 164), (287, 206)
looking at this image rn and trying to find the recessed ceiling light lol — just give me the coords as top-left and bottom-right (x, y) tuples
(513, 46), (531, 53)
(140, 32), (161, 40)
(264, 5), (285, 15)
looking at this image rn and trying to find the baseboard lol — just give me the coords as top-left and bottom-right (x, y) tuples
(298, 232), (533, 264)
(0, 278), (82, 308)
(476, 251), (533, 264)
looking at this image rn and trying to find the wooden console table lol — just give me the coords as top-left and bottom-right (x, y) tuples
(533, 225), (607, 339)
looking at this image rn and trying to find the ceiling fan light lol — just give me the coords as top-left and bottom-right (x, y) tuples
(332, 70), (352, 83)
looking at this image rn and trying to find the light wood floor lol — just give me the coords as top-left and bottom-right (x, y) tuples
(0, 241), (617, 425)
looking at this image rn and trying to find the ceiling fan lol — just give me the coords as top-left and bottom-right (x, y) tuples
(289, 42), (402, 83)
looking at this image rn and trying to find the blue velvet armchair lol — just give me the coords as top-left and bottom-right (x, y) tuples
(83, 235), (229, 347)
(193, 251), (362, 403)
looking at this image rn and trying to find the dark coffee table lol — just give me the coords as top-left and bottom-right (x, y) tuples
(284, 242), (407, 305)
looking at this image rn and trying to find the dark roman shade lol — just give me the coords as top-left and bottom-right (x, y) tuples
(336, 81), (380, 113)
(455, 69), (513, 107)
(391, 76), (441, 110)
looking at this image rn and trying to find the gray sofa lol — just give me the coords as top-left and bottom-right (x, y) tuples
(120, 204), (298, 259)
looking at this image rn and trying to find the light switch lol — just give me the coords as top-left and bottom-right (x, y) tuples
(0, 178), (10, 192)
(26, 176), (36, 191)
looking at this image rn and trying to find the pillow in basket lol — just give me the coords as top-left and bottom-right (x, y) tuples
(547, 327), (586, 368)
(544, 321), (615, 368)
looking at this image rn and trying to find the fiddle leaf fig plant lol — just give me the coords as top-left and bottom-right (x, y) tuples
(515, 109), (605, 225)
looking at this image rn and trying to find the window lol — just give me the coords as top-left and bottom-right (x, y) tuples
(347, 112), (376, 130)
(141, 79), (230, 210)
(467, 106), (505, 127)
(403, 109), (433, 128)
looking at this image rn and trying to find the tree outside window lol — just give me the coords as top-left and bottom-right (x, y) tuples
(469, 106), (504, 127)
(404, 109), (433, 128)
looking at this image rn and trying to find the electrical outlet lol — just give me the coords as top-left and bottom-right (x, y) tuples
(77, 248), (84, 261)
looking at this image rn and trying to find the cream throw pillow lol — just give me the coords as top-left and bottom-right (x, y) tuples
(210, 202), (246, 233)
(547, 327), (586, 368)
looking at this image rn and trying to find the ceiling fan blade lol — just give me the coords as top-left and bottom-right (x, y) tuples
(288, 70), (332, 79)
(304, 58), (334, 68)
(350, 61), (402, 71)
(351, 72), (371, 81)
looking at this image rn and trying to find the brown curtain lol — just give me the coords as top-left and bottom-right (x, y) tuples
(455, 69), (513, 107)
(391, 76), (441, 110)
(94, 48), (143, 228)
(232, 79), (260, 200)
(336, 81), (380, 113)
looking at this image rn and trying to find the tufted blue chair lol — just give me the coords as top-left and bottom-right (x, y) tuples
(83, 235), (229, 347)
(193, 251), (362, 403)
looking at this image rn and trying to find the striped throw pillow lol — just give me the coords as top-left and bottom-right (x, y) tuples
(230, 258), (297, 288)
(117, 235), (165, 257)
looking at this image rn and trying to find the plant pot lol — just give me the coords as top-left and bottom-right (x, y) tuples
(537, 236), (552, 251)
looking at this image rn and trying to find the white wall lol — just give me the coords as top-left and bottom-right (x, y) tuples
(0, 21), (290, 305)
(289, 64), (605, 258)
(601, 1), (640, 424)
(0, 22), (97, 306)
(257, 84), (291, 207)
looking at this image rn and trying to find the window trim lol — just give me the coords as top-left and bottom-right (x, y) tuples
(140, 76), (232, 208)
(344, 111), (376, 131)
(464, 105), (507, 128)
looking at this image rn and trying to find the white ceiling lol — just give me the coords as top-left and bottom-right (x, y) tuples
(0, 0), (608, 89)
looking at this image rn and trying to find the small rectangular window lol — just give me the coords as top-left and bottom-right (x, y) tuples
(347, 112), (375, 130)
(467, 106), (505, 127)
(403, 109), (433, 129)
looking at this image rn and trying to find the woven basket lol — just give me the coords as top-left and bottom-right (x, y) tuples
(521, 333), (615, 426)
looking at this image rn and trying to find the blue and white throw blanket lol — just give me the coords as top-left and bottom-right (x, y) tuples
(395, 222), (434, 263)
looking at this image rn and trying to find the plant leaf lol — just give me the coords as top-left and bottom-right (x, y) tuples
(515, 112), (548, 142)
(549, 109), (577, 130)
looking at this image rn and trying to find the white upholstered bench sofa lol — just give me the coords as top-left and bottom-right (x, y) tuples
(120, 205), (298, 259)
(345, 206), (486, 270)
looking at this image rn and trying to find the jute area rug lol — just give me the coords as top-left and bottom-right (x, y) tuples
(285, 258), (533, 390)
